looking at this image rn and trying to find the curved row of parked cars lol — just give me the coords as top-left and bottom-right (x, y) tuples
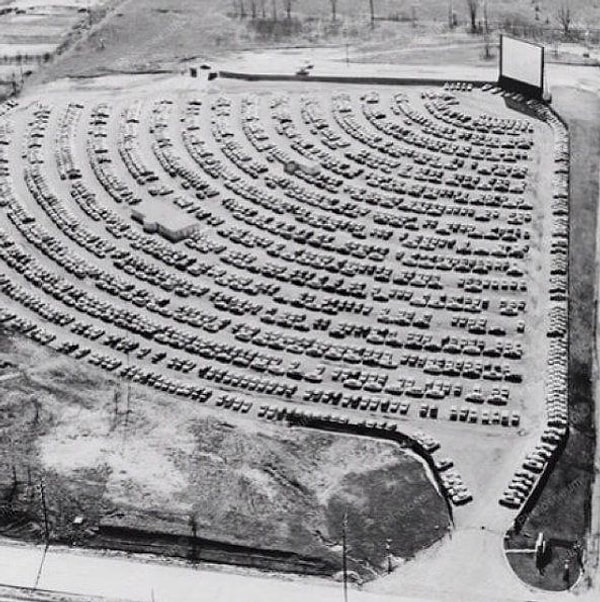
(0, 85), (545, 443)
(499, 101), (570, 511)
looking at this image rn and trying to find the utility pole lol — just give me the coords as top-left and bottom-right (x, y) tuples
(39, 478), (49, 544)
(342, 510), (348, 602)
(113, 384), (119, 429)
(189, 512), (199, 562)
(33, 484), (50, 593)
(27, 465), (32, 501)
(125, 380), (131, 427)
(124, 352), (131, 431)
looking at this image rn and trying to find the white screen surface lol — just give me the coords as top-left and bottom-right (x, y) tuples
(501, 36), (543, 88)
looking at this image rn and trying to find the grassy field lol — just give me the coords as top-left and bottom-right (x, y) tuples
(0, 330), (449, 577)
(24, 0), (598, 83)
(504, 86), (599, 591)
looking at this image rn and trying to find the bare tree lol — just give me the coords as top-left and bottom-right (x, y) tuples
(259, 0), (266, 18)
(483, 0), (488, 33)
(369, 0), (375, 27)
(330, 0), (338, 21)
(232, 0), (245, 18)
(282, 0), (295, 21)
(483, 32), (493, 59)
(250, 0), (257, 19)
(465, 0), (478, 33)
(271, 0), (277, 20)
(556, 1), (575, 35)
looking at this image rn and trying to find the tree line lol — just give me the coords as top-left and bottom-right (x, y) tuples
(465, 0), (580, 36)
(231, 0), (377, 26)
(231, 0), (582, 37)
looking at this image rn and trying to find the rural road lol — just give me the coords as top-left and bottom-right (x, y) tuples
(0, 532), (593, 602)
(0, 539), (435, 602)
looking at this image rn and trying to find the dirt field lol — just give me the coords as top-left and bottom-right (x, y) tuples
(0, 331), (450, 578)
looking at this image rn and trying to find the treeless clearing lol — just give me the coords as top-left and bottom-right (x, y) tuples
(0, 332), (449, 578)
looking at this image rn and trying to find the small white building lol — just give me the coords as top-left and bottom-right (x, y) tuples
(284, 160), (320, 176)
(131, 203), (199, 243)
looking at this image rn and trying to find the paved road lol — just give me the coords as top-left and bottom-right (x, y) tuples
(0, 540), (438, 602)
(0, 532), (594, 602)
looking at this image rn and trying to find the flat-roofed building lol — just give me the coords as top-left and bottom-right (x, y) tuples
(131, 202), (199, 243)
(284, 159), (320, 176)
